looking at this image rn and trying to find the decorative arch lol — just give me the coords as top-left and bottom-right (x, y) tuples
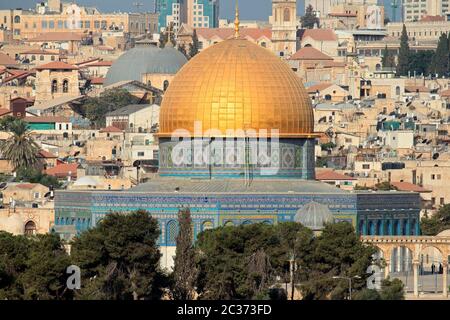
(51, 79), (58, 93)
(63, 79), (69, 93)
(24, 220), (36, 235)
(166, 220), (178, 245)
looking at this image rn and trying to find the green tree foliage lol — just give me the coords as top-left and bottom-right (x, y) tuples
(70, 211), (166, 300)
(0, 232), (71, 300)
(353, 288), (381, 300)
(19, 234), (72, 300)
(15, 167), (61, 189)
(0, 115), (17, 131)
(195, 222), (314, 300)
(381, 45), (395, 69)
(396, 24), (410, 76)
(320, 142), (336, 151)
(189, 29), (200, 58)
(172, 208), (198, 300)
(429, 33), (449, 76)
(300, 222), (377, 300)
(421, 204), (450, 235)
(380, 278), (405, 300)
(76, 89), (140, 128)
(374, 182), (398, 191)
(409, 51), (434, 75)
(301, 5), (319, 29)
(0, 119), (40, 171)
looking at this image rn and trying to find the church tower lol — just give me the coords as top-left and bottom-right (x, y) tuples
(269, 0), (298, 58)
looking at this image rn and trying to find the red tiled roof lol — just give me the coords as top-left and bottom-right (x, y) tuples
(391, 182), (431, 193)
(301, 29), (337, 41)
(84, 61), (113, 67)
(90, 77), (105, 85)
(24, 116), (70, 123)
(45, 163), (78, 178)
(0, 108), (11, 116)
(27, 32), (85, 42)
(20, 49), (56, 55)
(405, 85), (430, 93)
(0, 53), (17, 66)
(440, 89), (450, 97)
(38, 150), (57, 158)
(316, 170), (356, 181)
(420, 15), (445, 22)
(290, 47), (333, 61)
(100, 126), (123, 133)
(2, 71), (34, 83)
(35, 61), (78, 70)
(306, 83), (334, 93)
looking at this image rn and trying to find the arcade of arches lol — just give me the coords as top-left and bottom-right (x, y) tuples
(362, 233), (450, 297)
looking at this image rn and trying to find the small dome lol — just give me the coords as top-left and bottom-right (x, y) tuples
(437, 229), (450, 237)
(295, 201), (334, 230)
(104, 45), (187, 87)
(0, 214), (24, 235)
(73, 176), (101, 186)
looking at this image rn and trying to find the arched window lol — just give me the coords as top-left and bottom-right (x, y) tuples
(40, 55), (44, 61)
(51, 80), (58, 93)
(31, 55), (36, 61)
(51, 55), (55, 61)
(14, 16), (20, 24)
(283, 8), (290, 22)
(24, 221), (36, 235)
(63, 79), (69, 93)
(166, 220), (178, 245)
(395, 86), (401, 96)
(375, 63), (381, 71)
(163, 80), (169, 91)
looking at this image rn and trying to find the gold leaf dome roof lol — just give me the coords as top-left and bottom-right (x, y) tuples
(159, 38), (315, 138)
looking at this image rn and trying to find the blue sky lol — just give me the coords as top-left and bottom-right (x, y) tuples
(0, 0), (398, 21)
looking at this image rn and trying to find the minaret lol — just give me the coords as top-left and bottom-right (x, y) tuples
(269, 0), (298, 58)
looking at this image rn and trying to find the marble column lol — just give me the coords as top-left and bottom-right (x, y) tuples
(443, 263), (448, 298)
(384, 259), (390, 279)
(413, 261), (419, 297)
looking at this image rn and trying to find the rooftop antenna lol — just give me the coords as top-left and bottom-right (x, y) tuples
(133, 2), (144, 12)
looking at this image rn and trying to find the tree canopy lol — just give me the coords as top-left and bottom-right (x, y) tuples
(76, 89), (140, 128)
(301, 5), (319, 29)
(0, 119), (40, 172)
(70, 210), (167, 300)
(421, 204), (450, 236)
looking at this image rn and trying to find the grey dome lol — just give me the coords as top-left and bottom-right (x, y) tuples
(295, 201), (335, 230)
(104, 45), (187, 87)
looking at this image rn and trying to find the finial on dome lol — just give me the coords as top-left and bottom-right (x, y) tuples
(234, 0), (240, 39)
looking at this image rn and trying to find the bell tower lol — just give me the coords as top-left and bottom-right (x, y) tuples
(270, 0), (298, 58)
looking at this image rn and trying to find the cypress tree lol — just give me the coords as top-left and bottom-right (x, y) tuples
(189, 29), (200, 58)
(381, 45), (395, 69)
(430, 33), (449, 76)
(172, 208), (198, 300)
(396, 24), (410, 76)
(301, 5), (319, 29)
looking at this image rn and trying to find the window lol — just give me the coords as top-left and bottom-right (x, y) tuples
(57, 20), (63, 29)
(42, 21), (48, 29)
(14, 15), (20, 24)
(440, 198), (445, 205)
(94, 20), (100, 29)
(24, 221), (36, 235)
(163, 80), (169, 91)
(432, 197), (436, 205)
(362, 164), (370, 169)
(437, 174), (442, 180)
(51, 80), (58, 93)
(49, 20), (55, 29)
(51, 55), (55, 61)
(431, 174), (436, 180)
(40, 55), (44, 61)
(138, 152), (145, 157)
(63, 80), (69, 93)
(85, 21), (91, 28)
(283, 8), (291, 22)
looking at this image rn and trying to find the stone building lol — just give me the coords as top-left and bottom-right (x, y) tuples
(34, 61), (80, 104)
(269, 0), (298, 58)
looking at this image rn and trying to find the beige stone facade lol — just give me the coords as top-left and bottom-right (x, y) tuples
(269, 0), (298, 57)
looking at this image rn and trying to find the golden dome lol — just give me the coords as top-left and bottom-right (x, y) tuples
(159, 39), (315, 138)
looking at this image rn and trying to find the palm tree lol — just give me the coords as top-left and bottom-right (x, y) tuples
(0, 119), (40, 171)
